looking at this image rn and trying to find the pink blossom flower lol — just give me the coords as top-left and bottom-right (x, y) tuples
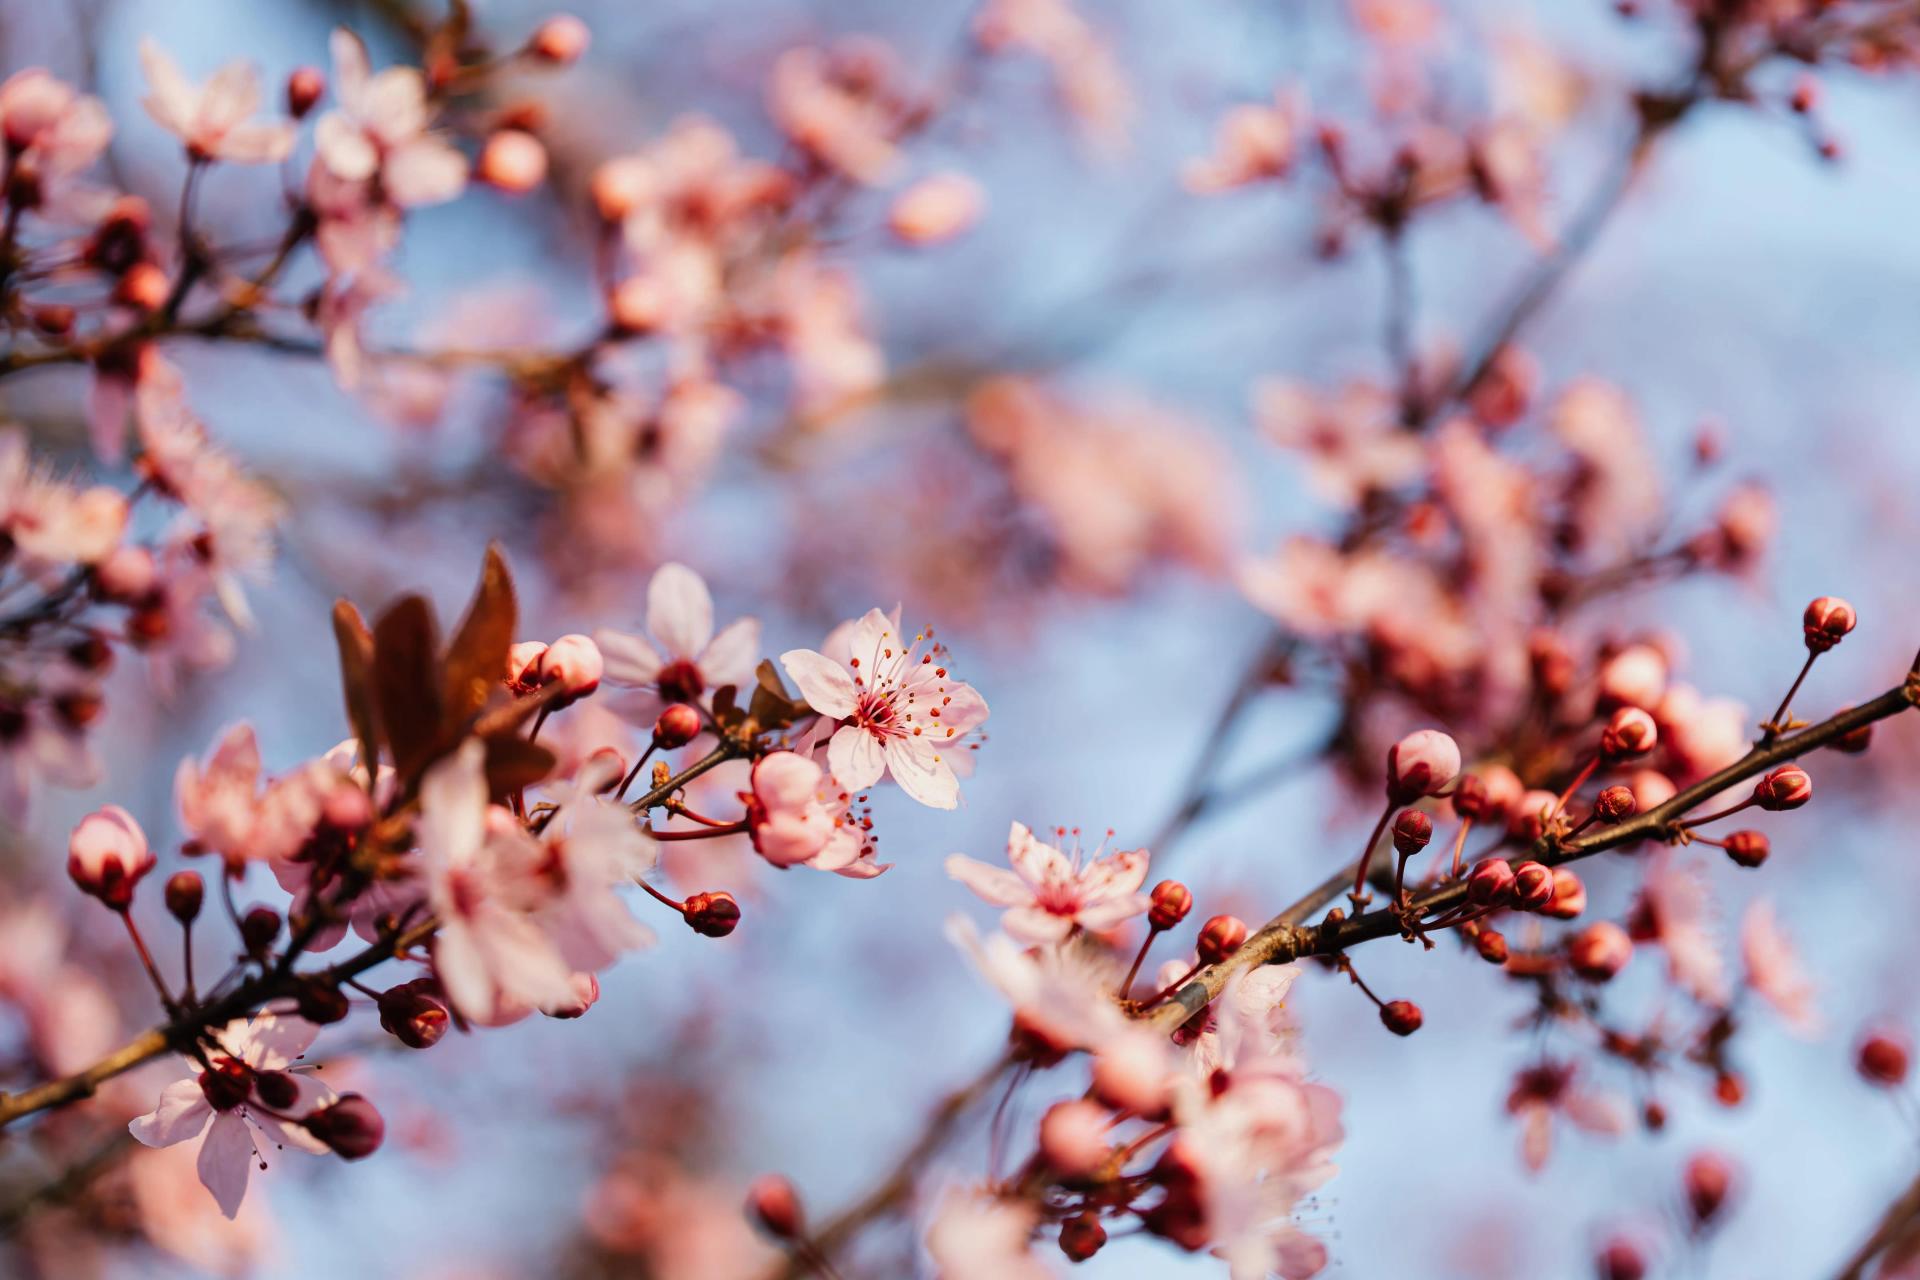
(1183, 89), (1303, 193)
(0, 428), (126, 566)
(946, 822), (1148, 943)
(128, 1140), (273, 1275)
(742, 750), (888, 877)
(596, 562), (760, 715)
(67, 804), (152, 908)
(176, 723), (268, 867)
(0, 69), (111, 211)
(315, 29), (466, 207)
(1741, 899), (1818, 1037)
(1631, 853), (1725, 1005)
(767, 42), (903, 185)
(138, 40), (295, 165)
(781, 608), (989, 809)
(974, 0), (1132, 150)
(1254, 379), (1423, 508)
(1654, 683), (1748, 782)
(128, 1012), (337, 1218)
(925, 1191), (1055, 1280)
(945, 915), (1143, 1061)
(525, 760), (658, 972)
(1504, 1060), (1626, 1172)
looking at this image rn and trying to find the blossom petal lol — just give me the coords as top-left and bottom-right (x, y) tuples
(1073, 894), (1151, 931)
(225, 1011), (319, 1071)
(137, 39), (197, 136)
(780, 649), (857, 718)
(197, 1113), (254, 1219)
(884, 737), (958, 809)
(1002, 906), (1075, 945)
(382, 136), (467, 207)
(827, 725), (885, 792)
(314, 112), (378, 182)
(129, 1078), (212, 1148)
(944, 854), (1035, 908)
(698, 617), (761, 692)
(594, 627), (664, 686)
(646, 562), (713, 659)
(1079, 848), (1151, 902)
(1007, 822), (1070, 885)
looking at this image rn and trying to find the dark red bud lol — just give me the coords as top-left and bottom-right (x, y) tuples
(1058, 1212), (1108, 1261)
(294, 980), (351, 1025)
(653, 703), (702, 749)
(1148, 880), (1192, 931)
(1802, 596), (1856, 653)
(1683, 1151), (1736, 1225)
(746, 1173), (804, 1240)
(286, 67), (325, 118)
(1391, 809), (1432, 856)
(253, 1069), (301, 1111)
(1468, 858), (1516, 907)
(241, 905), (282, 954)
(684, 891), (741, 938)
(378, 983), (451, 1049)
(1594, 785), (1636, 822)
(304, 1093), (385, 1159)
(1723, 830), (1769, 869)
(1380, 999), (1423, 1036)
(1474, 929), (1509, 964)
(164, 870), (203, 923)
(1858, 1031), (1911, 1087)
(1196, 915), (1248, 965)
(1511, 861), (1554, 911)
(1754, 764), (1811, 811)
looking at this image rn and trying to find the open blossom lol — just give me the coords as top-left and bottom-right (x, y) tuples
(0, 427), (127, 567)
(138, 40), (295, 164)
(1631, 853), (1726, 1005)
(0, 69), (111, 210)
(742, 750), (887, 877)
(595, 562), (760, 716)
(925, 1191), (1055, 1280)
(767, 42), (903, 185)
(175, 723), (268, 867)
(945, 821), (1149, 943)
(314, 28), (466, 207)
(888, 172), (985, 245)
(1505, 1060), (1627, 1172)
(1183, 89), (1303, 193)
(523, 759), (658, 973)
(946, 915), (1135, 1057)
(1254, 379), (1423, 509)
(128, 1012), (337, 1218)
(1741, 899), (1818, 1037)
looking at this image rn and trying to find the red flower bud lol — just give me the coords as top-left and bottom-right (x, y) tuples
(1380, 999), (1423, 1036)
(685, 891), (741, 938)
(478, 129), (549, 194)
(746, 1173), (804, 1240)
(241, 905), (282, 954)
(1391, 809), (1432, 856)
(164, 870), (203, 923)
(1058, 1212), (1108, 1261)
(1599, 707), (1658, 760)
(1723, 830), (1769, 869)
(1474, 928), (1509, 964)
(1831, 719), (1873, 754)
(304, 1093), (385, 1160)
(1386, 730), (1461, 803)
(1713, 1071), (1745, 1107)
(1594, 785), (1636, 822)
(114, 262), (169, 312)
(198, 1058), (252, 1112)
(1596, 1237), (1648, 1280)
(1802, 596), (1856, 653)
(653, 703), (703, 749)
(532, 634), (602, 703)
(1148, 880), (1192, 931)
(528, 14), (591, 64)
(1452, 766), (1524, 823)
(1857, 1031), (1910, 1088)
(1683, 1151), (1736, 1226)
(1511, 861), (1554, 910)
(253, 1070), (301, 1111)
(1467, 857), (1516, 907)
(294, 980), (351, 1025)
(1569, 922), (1633, 981)
(67, 805), (154, 910)
(286, 67), (325, 118)
(378, 982), (450, 1049)
(1543, 868), (1587, 920)
(1196, 914), (1248, 965)
(1754, 764), (1811, 811)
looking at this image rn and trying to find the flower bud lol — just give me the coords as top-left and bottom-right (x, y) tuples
(1380, 999), (1423, 1036)
(528, 14), (591, 64)
(1059, 1213), (1107, 1261)
(240, 905), (281, 953)
(1683, 1151), (1735, 1226)
(653, 703), (702, 749)
(887, 173), (985, 246)
(304, 1093), (385, 1160)
(1832, 719), (1873, 754)
(294, 979), (351, 1025)
(1039, 1099), (1111, 1179)
(746, 1173), (803, 1240)
(1569, 922), (1632, 981)
(1723, 830), (1768, 869)
(1599, 706), (1658, 760)
(1508, 789), (1560, 841)
(1391, 809), (1432, 856)
(1596, 1237), (1648, 1280)
(1386, 730), (1461, 803)
(253, 1070), (301, 1111)
(506, 640), (548, 690)
(1195, 914), (1248, 965)
(1598, 644), (1667, 711)
(114, 262), (169, 312)
(1754, 764), (1811, 811)
(1629, 768), (1677, 813)
(533, 634), (602, 703)
(164, 870), (203, 923)
(67, 805), (153, 910)
(378, 982), (450, 1049)
(542, 971), (599, 1019)
(1857, 1030), (1910, 1087)
(1147, 880), (1192, 932)
(93, 544), (157, 602)
(32, 303), (74, 336)
(590, 157), (654, 222)
(478, 129), (549, 193)
(1466, 858), (1516, 907)
(1511, 861), (1553, 910)
(1543, 868), (1587, 919)
(1474, 928), (1509, 964)
(1802, 596), (1856, 653)
(286, 66), (325, 118)
(684, 890), (741, 938)
(1452, 765), (1524, 824)
(1594, 785), (1636, 822)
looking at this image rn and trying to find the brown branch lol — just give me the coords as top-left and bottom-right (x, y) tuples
(1836, 1165), (1920, 1280)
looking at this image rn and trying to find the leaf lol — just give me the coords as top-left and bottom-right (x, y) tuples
(710, 683), (742, 731)
(747, 659), (803, 730)
(482, 735), (556, 799)
(442, 544), (517, 736)
(372, 595), (444, 784)
(331, 600), (381, 774)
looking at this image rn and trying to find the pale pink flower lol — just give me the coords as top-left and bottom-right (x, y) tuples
(176, 723), (268, 867)
(315, 29), (466, 207)
(1633, 853), (1726, 1005)
(782, 607), (988, 809)
(1253, 378), (1422, 508)
(1183, 89), (1303, 193)
(772, 253), (885, 417)
(67, 804), (153, 906)
(0, 69), (112, 210)
(1186, 965), (1302, 1079)
(925, 1191), (1055, 1280)
(138, 40), (295, 165)
(1741, 899), (1818, 1037)
(307, 157), (401, 274)
(526, 760), (658, 972)
(1654, 683), (1748, 782)
(134, 554), (239, 697)
(742, 750), (887, 877)
(946, 822), (1148, 943)
(0, 900), (119, 1075)
(0, 428), (126, 566)
(419, 740), (576, 1019)
(1504, 1060), (1626, 1172)
(888, 172), (985, 244)
(974, 0), (1132, 150)
(1599, 643), (1668, 711)
(316, 265), (401, 390)
(767, 43), (902, 185)
(595, 561), (760, 715)
(946, 915), (1134, 1057)
(1551, 379), (1662, 561)
(128, 1012), (337, 1218)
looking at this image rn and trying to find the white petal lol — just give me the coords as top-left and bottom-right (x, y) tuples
(884, 737), (958, 809)
(779, 649), (857, 719)
(197, 1112), (254, 1219)
(944, 854), (1034, 908)
(646, 563), (714, 659)
(128, 1078), (212, 1148)
(698, 617), (761, 691)
(594, 627), (664, 685)
(826, 725), (885, 792)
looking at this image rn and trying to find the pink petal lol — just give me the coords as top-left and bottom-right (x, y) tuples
(698, 617), (761, 692)
(1079, 848), (1151, 902)
(827, 725), (885, 792)
(779, 649), (857, 718)
(86, 373), (130, 464)
(883, 736), (958, 809)
(594, 627), (664, 686)
(137, 39), (197, 137)
(197, 1112), (254, 1219)
(944, 854), (1035, 908)
(1007, 822), (1070, 885)
(382, 136), (467, 208)
(1002, 906), (1075, 945)
(227, 1011), (319, 1071)
(646, 562), (713, 659)
(1074, 894), (1151, 931)
(314, 113), (378, 182)
(128, 1078), (212, 1147)
(219, 121), (296, 165)
(328, 27), (371, 104)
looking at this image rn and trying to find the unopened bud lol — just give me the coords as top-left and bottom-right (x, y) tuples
(528, 14), (591, 64)
(1474, 928), (1509, 964)
(304, 1093), (385, 1159)
(1831, 719), (1873, 754)
(1467, 858), (1516, 907)
(1453, 766), (1524, 824)
(1380, 999), (1423, 1036)
(1569, 921), (1632, 981)
(1543, 868), (1586, 919)
(1683, 1151), (1735, 1226)
(378, 982), (450, 1049)
(1058, 1212), (1108, 1261)
(113, 262), (169, 312)
(1597, 1236), (1648, 1280)
(32, 303), (73, 336)
(1802, 596), (1856, 653)
(1386, 730), (1461, 803)
(684, 890), (741, 938)
(1713, 1071), (1745, 1107)
(1196, 914), (1248, 965)
(1723, 830), (1769, 869)
(1858, 1031), (1910, 1087)
(1391, 809), (1432, 856)
(478, 129), (549, 193)
(1600, 706), (1658, 759)
(67, 805), (154, 910)
(746, 1172), (804, 1240)
(295, 979), (352, 1025)
(253, 1069), (301, 1111)
(1754, 764), (1811, 811)
(1038, 1099), (1111, 1179)
(1148, 880), (1192, 931)
(286, 66), (325, 118)
(241, 905), (281, 953)
(653, 703), (702, 749)
(532, 634), (601, 703)
(164, 870), (203, 923)
(1511, 861), (1554, 911)
(1594, 785), (1636, 822)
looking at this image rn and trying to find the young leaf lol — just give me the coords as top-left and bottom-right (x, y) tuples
(331, 600), (381, 774)
(443, 544), (517, 735)
(372, 595), (445, 784)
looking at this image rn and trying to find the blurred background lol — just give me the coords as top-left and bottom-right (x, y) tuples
(4, 0), (1920, 1276)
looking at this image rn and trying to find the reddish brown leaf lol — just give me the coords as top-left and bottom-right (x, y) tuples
(483, 735), (556, 799)
(372, 595), (444, 784)
(443, 544), (517, 736)
(331, 600), (381, 774)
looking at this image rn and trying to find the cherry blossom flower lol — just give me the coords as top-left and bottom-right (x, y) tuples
(946, 821), (1149, 943)
(1504, 1060), (1626, 1172)
(925, 1191), (1055, 1279)
(1631, 852), (1726, 1005)
(315, 29), (466, 207)
(946, 915), (1134, 1057)
(889, 172), (985, 245)
(176, 723), (268, 867)
(128, 1140), (274, 1275)
(0, 69), (111, 212)
(595, 562), (760, 716)
(781, 607), (989, 809)
(1254, 379), (1423, 508)
(524, 759), (658, 972)
(138, 40), (295, 165)
(742, 750), (887, 877)
(0, 428), (127, 567)
(128, 1012), (337, 1218)
(767, 42), (903, 185)
(1741, 899), (1818, 1037)
(1183, 89), (1303, 193)
(974, 0), (1132, 150)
